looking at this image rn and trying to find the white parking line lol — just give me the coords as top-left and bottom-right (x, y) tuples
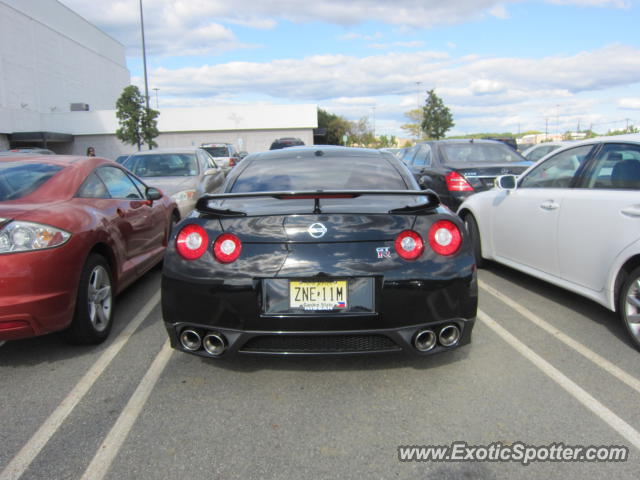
(0, 291), (161, 480)
(80, 340), (173, 480)
(479, 310), (640, 451)
(479, 279), (640, 394)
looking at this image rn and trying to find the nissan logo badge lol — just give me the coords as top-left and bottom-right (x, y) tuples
(308, 223), (327, 238)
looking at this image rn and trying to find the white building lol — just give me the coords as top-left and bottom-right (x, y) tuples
(0, 0), (317, 157)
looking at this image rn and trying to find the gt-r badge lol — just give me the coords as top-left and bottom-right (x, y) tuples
(308, 222), (328, 238)
(376, 247), (391, 259)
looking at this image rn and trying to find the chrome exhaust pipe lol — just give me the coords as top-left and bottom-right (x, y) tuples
(179, 329), (202, 351)
(202, 332), (226, 356)
(414, 329), (437, 352)
(439, 325), (461, 347)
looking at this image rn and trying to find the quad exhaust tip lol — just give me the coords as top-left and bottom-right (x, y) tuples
(414, 329), (437, 352)
(179, 329), (202, 352)
(203, 332), (226, 356)
(439, 325), (461, 347)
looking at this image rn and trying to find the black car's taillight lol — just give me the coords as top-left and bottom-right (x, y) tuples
(213, 233), (242, 263)
(176, 224), (208, 260)
(445, 171), (474, 192)
(428, 220), (462, 256)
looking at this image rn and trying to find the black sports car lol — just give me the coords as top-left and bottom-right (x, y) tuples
(161, 146), (477, 358)
(402, 139), (532, 210)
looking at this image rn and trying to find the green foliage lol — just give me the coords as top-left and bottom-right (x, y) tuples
(605, 126), (639, 136)
(400, 108), (424, 139)
(317, 108), (352, 145)
(421, 89), (454, 140)
(115, 85), (160, 150)
(349, 116), (376, 147)
(378, 135), (397, 148)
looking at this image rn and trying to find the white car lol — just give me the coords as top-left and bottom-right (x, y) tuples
(458, 135), (640, 349)
(521, 142), (567, 162)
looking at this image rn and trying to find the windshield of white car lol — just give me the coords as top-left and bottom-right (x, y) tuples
(124, 153), (199, 177)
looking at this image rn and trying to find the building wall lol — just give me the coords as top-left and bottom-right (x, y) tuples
(0, 134), (8, 150)
(64, 128), (315, 160)
(0, 0), (129, 134)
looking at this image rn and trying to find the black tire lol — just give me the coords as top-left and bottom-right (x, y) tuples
(463, 214), (485, 268)
(66, 254), (114, 344)
(618, 266), (640, 350)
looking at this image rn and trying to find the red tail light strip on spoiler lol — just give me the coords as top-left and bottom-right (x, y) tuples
(195, 190), (441, 217)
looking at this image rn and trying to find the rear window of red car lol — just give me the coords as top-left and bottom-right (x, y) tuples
(0, 162), (63, 201)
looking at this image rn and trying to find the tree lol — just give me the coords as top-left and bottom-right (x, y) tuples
(421, 89), (454, 140)
(350, 117), (376, 147)
(400, 108), (424, 139)
(317, 108), (352, 145)
(115, 85), (160, 150)
(378, 135), (397, 148)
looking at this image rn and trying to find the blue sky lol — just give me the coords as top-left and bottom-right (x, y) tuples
(60, 0), (640, 138)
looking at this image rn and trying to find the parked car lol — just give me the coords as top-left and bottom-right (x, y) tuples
(161, 146), (477, 358)
(5, 147), (55, 155)
(402, 139), (532, 210)
(521, 142), (566, 162)
(269, 137), (305, 149)
(483, 137), (518, 151)
(123, 147), (225, 218)
(115, 154), (130, 164)
(200, 143), (240, 173)
(457, 135), (640, 349)
(0, 155), (178, 343)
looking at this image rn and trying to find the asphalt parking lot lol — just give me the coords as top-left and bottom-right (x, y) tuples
(1, 262), (639, 480)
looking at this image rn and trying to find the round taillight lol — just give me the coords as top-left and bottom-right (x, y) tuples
(428, 220), (462, 256)
(176, 224), (208, 260)
(394, 230), (424, 260)
(213, 233), (242, 263)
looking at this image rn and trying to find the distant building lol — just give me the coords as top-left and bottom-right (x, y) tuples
(0, 0), (317, 157)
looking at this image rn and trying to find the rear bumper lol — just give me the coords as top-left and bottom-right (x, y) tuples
(162, 270), (477, 357)
(164, 318), (475, 357)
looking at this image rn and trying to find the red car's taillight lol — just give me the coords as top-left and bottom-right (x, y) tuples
(428, 220), (462, 256)
(176, 224), (208, 260)
(394, 230), (424, 260)
(445, 171), (474, 192)
(228, 157), (238, 167)
(213, 233), (242, 263)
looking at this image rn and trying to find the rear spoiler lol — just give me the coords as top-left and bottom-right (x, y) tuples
(195, 189), (440, 217)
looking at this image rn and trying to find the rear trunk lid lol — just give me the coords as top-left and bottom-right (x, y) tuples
(448, 162), (531, 191)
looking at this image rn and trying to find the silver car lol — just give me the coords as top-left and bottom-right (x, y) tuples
(123, 147), (225, 218)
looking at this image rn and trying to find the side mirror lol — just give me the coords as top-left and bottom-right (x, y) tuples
(204, 168), (219, 176)
(496, 175), (517, 190)
(146, 186), (162, 201)
(238, 151), (249, 159)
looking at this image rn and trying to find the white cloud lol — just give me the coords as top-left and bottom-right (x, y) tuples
(138, 44), (640, 136)
(618, 98), (640, 109)
(489, 4), (510, 19)
(60, 0), (629, 56)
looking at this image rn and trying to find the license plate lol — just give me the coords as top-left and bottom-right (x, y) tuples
(289, 280), (348, 311)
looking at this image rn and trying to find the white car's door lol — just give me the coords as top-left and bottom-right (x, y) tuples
(490, 144), (594, 276)
(558, 142), (640, 291)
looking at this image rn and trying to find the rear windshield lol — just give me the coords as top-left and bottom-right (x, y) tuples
(440, 143), (524, 164)
(124, 153), (199, 177)
(202, 146), (229, 157)
(230, 156), (407, 192)
(0, 162), (63, 201)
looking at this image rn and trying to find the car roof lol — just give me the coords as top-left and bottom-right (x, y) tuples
(247, 145), (385, 161)
(127, 147), (204, 156)
(419, 139), (509, 146)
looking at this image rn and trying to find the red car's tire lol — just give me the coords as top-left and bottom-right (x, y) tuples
(65, 254), (114, 344)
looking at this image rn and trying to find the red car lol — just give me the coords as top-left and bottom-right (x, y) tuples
(0, 156), (178, 344)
